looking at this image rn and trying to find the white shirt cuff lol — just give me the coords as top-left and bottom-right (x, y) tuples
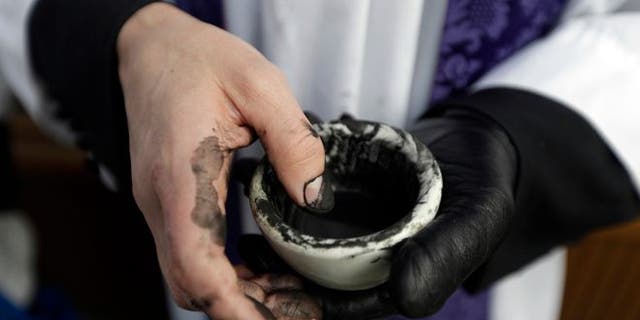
(474, 13), (640, 190)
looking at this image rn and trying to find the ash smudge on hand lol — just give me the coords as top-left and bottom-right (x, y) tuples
(265, 291), (322, 319)
(238, 279), (266, 302)
(251, 274), (304, 293)
(191, 136), (228, 246)
(246, 295), (277, 320)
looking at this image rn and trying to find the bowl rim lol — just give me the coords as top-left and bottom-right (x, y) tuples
(249, 121), (442, 259)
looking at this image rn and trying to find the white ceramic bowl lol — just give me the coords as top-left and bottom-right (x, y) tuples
(249, 120), (442, 290)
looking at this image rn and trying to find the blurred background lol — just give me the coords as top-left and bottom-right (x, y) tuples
(1, 96), (168, 320)
(1, 94), (639, 319)
(1, 0), (639, 319)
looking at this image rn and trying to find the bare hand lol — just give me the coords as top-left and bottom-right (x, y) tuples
(235, 266), (322, 320)
(117, 3), (327, 318)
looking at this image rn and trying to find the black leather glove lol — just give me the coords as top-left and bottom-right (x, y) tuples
(237, 105), (516, 319)
(235, 88), (640, 319)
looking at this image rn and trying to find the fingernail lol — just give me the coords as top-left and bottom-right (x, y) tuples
(303, 173), (335, 213)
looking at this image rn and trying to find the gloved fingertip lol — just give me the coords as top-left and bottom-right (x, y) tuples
(389, 239), (453, 318)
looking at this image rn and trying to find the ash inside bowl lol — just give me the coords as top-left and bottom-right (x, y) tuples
(261, 129), (421, 239)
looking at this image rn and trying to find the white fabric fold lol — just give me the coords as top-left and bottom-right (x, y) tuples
(0, 0), (75, 146)
(475, 13), (640, 190)
(225, 0), (445, 128)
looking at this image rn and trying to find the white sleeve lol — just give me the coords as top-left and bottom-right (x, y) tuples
(0, 0), (74, 145)
(475, 6), (640, 320)
(474, 12), (640, 190)
(561, 0), (640, 18)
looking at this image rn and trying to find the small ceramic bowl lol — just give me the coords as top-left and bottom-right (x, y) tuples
(249, 120), (442, 290)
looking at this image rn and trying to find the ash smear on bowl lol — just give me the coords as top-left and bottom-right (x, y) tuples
(255, 120), (441, 249)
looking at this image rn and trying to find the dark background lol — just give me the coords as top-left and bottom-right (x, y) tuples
(8, 107), (168, 320)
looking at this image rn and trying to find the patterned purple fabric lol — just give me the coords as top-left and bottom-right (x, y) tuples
(431, 0), (568, 103)
(174, 1), (568, 319)
(388, 289), (490, 320)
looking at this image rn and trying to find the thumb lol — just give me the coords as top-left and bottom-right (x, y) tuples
(227, 65), (334, 212)
(256, 112), (333, 213)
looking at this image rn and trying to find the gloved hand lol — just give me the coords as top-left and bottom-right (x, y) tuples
(235, 106), (516, 319)
(235, 89), (640, 319)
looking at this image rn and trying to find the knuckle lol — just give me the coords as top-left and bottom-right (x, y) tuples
(249, 59), (286, 83)
(390, 240), (448, 317)
(239, 60), (285, 96)
(264, 117), (323, 168)
(283, 131), (324, 168)
(234, 62), (292, 112)
(474, 186), (514, 228)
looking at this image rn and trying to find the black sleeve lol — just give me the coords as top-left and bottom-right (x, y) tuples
(28, 0), (160, 189)
(433, 88), (640, 290)
(0, 121), (18, 211)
